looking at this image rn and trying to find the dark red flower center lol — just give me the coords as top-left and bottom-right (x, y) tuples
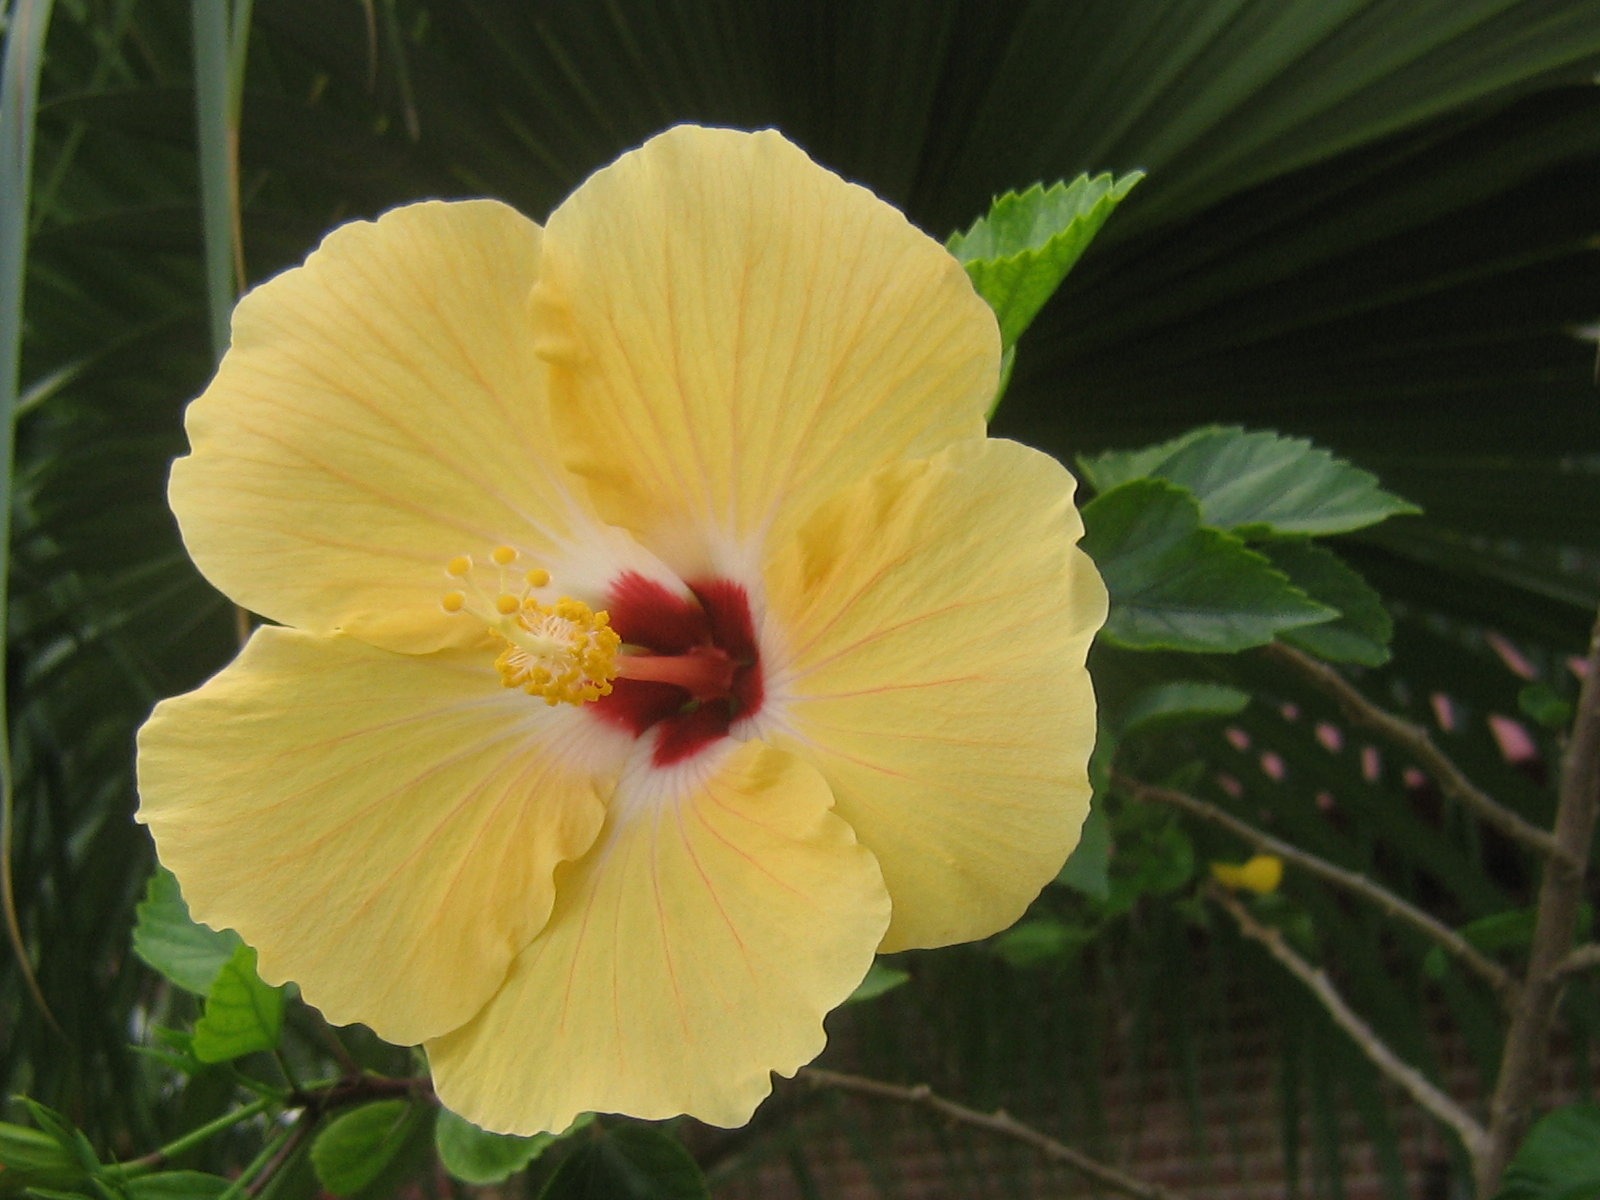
(588, 571), (764, 767)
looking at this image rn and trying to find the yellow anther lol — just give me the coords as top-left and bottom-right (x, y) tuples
(492, 595), (620, 706)
(437, 549), (615, 707)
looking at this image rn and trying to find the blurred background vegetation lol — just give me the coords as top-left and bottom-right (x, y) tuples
(4, 2), (1599, 1197)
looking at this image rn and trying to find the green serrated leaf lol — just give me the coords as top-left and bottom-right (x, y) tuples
(122, 1172), (231, 1200)
(132, 866), (244, 995)
(948, 172), (1142, 350)
(310, 1102), (416, 1198)
(844, 960), (910, 1005)
(1264, 540), (1394, 666)
(1497, 1104), (1600, 1200)
(1079, 426), (1419, 537)
(190, 944), (284, 1064)
(1082, 479), (1335, 652)
(434, 1110), (590, 1187)
(1055, 805), (1111, 900)
(536, 1126), (708, 1200)
(1119, 681), (1251, 735)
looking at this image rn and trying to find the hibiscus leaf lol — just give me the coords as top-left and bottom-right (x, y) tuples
(1078, 425), (1420, 537)
(435, 1109), (591, 1186)
(1054, 805), (1111, 900)
(1497, 1103), (1600, 1200)
(1081, 479), (1335, 652)
(844, 960), (911, 1005)
(190, 944), (284, 1064)
(1117, 681), (1252, 736)
(993, 917), (1095, 969)
(1261, 539), (1394, 666)
(309, 1101), (419, 1197)
(536, 1126), (709, 1200)
(948, 173), (1142, 353)
(131, 865), (243, 996)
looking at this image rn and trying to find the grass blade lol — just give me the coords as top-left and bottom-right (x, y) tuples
(1, 0), (61, 1032)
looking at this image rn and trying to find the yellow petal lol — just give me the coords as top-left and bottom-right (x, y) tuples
(136, 626), (626, 1045)
(426, 740), (889, 1133)
(172, 199), (626, 654)
(764, 438), (1106, 952)
(535, 125), (999, 576)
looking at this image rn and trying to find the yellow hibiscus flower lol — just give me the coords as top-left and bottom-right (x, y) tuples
(135, 125), (1106, 1134)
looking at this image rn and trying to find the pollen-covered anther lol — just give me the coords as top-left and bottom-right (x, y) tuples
(439, 548), (620, 706)
(493, 599), (621, 706)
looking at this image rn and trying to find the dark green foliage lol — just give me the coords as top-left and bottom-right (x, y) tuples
(536, 1126), (710, 1200)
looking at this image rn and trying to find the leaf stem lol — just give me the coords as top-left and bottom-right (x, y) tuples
(1208, 883), (1488, 1157)
(244, 1119), (310, 1200)
(799, 1067), (1194, 1200)
(1114, 770), (1517, 1001)
(222, 1123), (294, 1200)
(114, 1095), (279, 1177)
(1262, 643), (1566, 863)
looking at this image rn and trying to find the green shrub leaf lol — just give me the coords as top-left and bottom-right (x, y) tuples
(310, 1102), (416, 1197)
(1263, 540), (1394, 665)
(1080, 426), (1419, 537)
(948, 173), (1142, 352)
(1119, 681), (1252, 735)
(537, 1126), (708, 1200)
(993, 918), (1094, 969)
(435, 1109), (590, 1186)
(132, 867), (244, 996)
(845, 961), (911, 1005)
(1497, 1103), (1600, 1200)
(190, 944), (284, 1064)
(1055, 806), (1112, 899)
(1082, 479), (1335, 652)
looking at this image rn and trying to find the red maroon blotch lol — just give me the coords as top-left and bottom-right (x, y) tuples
(589, 575), (764, 765)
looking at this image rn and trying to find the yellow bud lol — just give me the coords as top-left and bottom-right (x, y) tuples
(1210, 855), (1284, 895)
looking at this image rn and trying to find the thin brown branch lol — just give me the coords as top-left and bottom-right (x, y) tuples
(800, 1067), (1194, 1200)
(1476, 608), (1600, 1196)
(1209, 883), (1488, 1158)
(1115, 771), (1517, 1002)
(1263, 642), (1566, 864)
(1555, 943), (1600, 981)
(289, 1072), (433, 1115)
